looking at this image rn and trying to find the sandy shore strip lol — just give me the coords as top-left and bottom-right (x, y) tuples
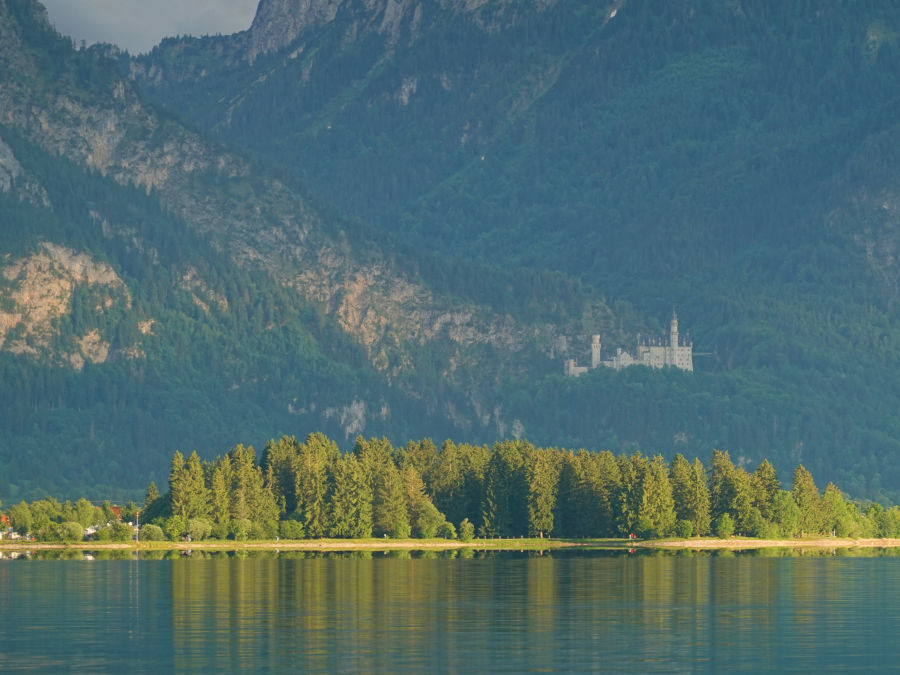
(0, 537), (586, 553)
(639, 537), (900, 550)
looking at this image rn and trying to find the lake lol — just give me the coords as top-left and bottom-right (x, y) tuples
(2, 548), (900, 672)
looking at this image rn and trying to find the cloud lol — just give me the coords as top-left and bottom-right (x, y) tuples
(41, 0), (259, 54)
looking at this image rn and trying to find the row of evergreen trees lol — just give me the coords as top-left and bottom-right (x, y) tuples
(6, 433), (899, 542)
(134, 433), (900, 542)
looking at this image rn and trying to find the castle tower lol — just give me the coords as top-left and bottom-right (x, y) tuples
(591, 335), (602, 369)
(669, 310), (678, 366)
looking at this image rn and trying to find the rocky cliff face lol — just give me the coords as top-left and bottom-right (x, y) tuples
(241, 0), (566, 62)
(247, 0), (343, 62)
(0, 243), (131, 370)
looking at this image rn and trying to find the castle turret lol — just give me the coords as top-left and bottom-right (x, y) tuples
(669, 310), (679, 366)
(591, 335), (602, 369)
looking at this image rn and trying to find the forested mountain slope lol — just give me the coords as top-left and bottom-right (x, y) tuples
(127, 0), (900, 502)
(6, 0), (900, 504)
(0, 0), (612, 501)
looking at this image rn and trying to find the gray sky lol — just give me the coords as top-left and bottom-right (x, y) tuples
(41, 0), (259, 54)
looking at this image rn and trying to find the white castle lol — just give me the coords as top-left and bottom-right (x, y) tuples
(564, 312), (694, 376)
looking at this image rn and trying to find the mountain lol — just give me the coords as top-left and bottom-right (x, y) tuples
(0, 0), (612, 501)
(6, 0), (900, 503)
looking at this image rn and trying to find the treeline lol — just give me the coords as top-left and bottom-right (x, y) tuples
(137, 436), (900, 541)
(6, 434), (900, 543)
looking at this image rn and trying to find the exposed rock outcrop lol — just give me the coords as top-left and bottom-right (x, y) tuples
(247, 0), (343, 62)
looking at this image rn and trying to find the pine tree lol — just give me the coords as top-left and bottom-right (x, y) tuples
(637, 455), (676, 538)
(396, 438), (439, 488)
(210, 457), (232, 531)
(554, 451), (583, 538)
(430, 439), (464, 523)
(709, 449), (737, 521)
(792, 464), (822, 536)
(481, 440), (529, 537)
(329, 454), (372, 538)
(373, 461), (410, 538)
(144, 481), (160, 510)
(526, 447), (559, 537)
(591, 450), (623, 537)
(670, 453), (693, 523)
(617, 451), (649, 536)
(170, 450), (211, 521)
(404, 466), (446, 538)
(295, 432), (337, 538)
(688, 458), (712, 536)
(751, 459), (781, 522)
(730, 467), (758, 536)
(261, 435), (301, 514)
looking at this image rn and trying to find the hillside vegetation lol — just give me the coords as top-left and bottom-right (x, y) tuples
(128, 0), (900, 501)
(4, 0), (900, 502)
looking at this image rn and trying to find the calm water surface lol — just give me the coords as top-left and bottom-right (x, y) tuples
(2, 549), (900, 672)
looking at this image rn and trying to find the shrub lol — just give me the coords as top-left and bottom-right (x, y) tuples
(251, 520), (278, 540)
(210, 523), (229, 540)
(186, 518), (212, 542)
(140, 524), (165, 541)
(675, 519), (693, 538)
(414, 502), (445, 538)
(459, 518), (475, 542)
(57, 521), (85, 543)
(230, 518), (251, 541)
(438, 521), (457, 539)
(715, 513), (735, 539)
(164, 515), (186, 541)
(279, 519), (305, 540)
(110, 520), (135, 542)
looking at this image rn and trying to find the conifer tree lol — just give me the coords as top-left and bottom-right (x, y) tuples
(553, 451), (581, 538)
(481, 440), (530, 537)
(261, 435), (301, 514)
(670, 453), (693, 523)
(295, 432), (337, 538)
(404, 466), (446, 538)
(329, 454), (372, 538)
(592, 450), (623, 537)
(822, 482), (857, 537)
(730, 467), (759, 536)
(170, 450), (210, 521)
(210, 457), (232, 532)
(637, 455), (676, 538)
(373, 461), (410, 538)
(751, 459), (781, 522)
(617, 451), (649, 536)
(456, 442), (491, 531)
(144, 481), (160, 510)
(709, 449), (737, 521)
(430, 439), (464, 523)
(396, 438), (439, 489)
(688, 458), (712, 536)
(526, 447), (559, 537)
(792, 465), (822, 536)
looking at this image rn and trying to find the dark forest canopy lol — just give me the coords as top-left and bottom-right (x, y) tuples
(4, 433), (900, 544)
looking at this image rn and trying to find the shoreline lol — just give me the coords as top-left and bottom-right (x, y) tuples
(638, 537), (900, 550)
(3, 536), (900, 553)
